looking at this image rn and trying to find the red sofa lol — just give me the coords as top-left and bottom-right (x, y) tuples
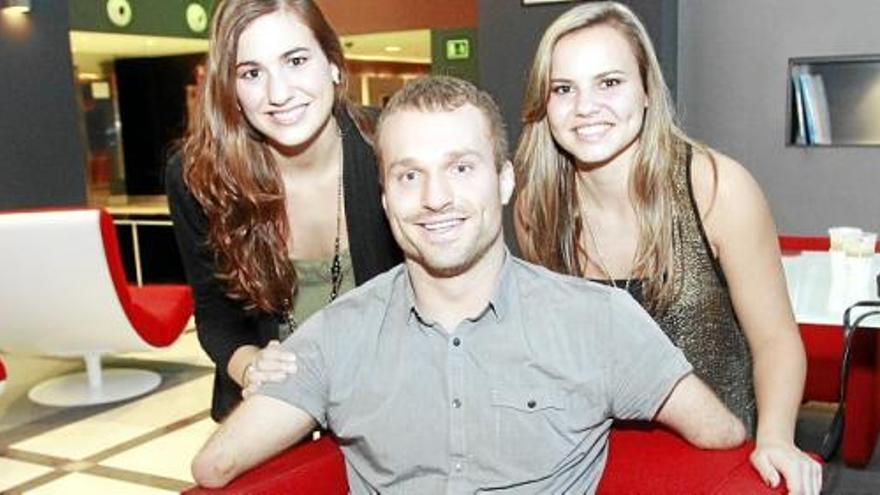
(780, 234), (880, 466)
(184, 425), (787, 494)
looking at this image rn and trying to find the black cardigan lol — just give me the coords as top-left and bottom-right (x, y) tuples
(166, 111), (402, 421)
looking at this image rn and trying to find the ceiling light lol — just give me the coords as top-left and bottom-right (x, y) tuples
(384, 46), (403, 53)
(2, 0), (30, 14)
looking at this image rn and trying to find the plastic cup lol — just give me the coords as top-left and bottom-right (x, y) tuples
(828, 226), (862, 252)
(844, 232), (877, 303)
(855, 232), (876, 257)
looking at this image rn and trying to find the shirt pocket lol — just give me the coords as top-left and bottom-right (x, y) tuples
(490, 387), (567, 413)
(486, 385), (603, 477)
(490, 386), (607, 426)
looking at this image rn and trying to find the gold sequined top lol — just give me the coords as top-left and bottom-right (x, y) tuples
(626, 145), (757, 435)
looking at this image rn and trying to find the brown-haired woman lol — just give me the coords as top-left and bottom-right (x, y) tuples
(514, 2), (820, 493)
(166, 0), (401, 421)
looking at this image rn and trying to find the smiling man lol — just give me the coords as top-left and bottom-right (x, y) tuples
(191, 76), (746, 494)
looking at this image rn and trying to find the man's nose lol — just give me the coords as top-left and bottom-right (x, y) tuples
(421, 173), (453, 212)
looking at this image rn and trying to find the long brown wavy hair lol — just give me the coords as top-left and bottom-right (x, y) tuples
(183, 0), (373, 314)
(514, 1), (711, 312)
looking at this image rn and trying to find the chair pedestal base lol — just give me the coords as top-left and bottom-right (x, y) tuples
(28, 369), (161, 406)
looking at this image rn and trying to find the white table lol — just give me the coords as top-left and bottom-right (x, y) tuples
(782, 251), (880, 328)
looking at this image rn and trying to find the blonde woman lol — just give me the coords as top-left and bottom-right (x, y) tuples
(514, 2), (820, 493)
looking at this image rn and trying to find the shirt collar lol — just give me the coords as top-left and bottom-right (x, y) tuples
(485, 247), (514, 321)
(402, 247), (514, 328)
(402, 268), (420, 325)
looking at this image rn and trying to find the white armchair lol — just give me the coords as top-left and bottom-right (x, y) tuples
(0, 208), (193, 406)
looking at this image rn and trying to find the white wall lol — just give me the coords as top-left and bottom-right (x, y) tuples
(678, 0), (880, 234)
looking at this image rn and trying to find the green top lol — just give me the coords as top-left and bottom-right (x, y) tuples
(290, 250), (356, 330)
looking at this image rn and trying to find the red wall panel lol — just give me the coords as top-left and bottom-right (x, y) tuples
(317, 0), (477, 34)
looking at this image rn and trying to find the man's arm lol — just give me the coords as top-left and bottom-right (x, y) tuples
(605, 291), (746, 449)
(191, 395), (317, 488)
(654, 373), (747, 449)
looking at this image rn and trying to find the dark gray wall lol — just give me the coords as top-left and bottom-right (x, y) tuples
(0, 2), (87, 209)
(678, 0), (880, 234)
(432, 27), (480, 84)
(477, 0), (678, 253)
(477, 0), (678, 144)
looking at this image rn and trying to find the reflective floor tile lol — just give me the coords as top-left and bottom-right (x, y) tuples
(11, 376), (212, 460)
(122, 330), (212, 368)
(100, 417), (216, 482)
(0, 457), (53, 492)
(24, 472), (177, 495)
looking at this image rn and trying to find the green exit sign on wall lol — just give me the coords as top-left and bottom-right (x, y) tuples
(445, 39), (471, 60)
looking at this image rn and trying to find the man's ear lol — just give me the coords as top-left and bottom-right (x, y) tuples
(499, 160), (515, 205)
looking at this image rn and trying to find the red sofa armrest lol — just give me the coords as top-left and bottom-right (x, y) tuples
(185, 425), (811, 494)
(183, 435), (347, 495)
(597, 423), (786, 494)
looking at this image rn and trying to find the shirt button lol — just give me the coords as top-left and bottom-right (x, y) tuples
(452, 398), (462, 408)
(452, 337), (461, 347)
(527, 399), (537, 409)
(454, 462), (463, 472)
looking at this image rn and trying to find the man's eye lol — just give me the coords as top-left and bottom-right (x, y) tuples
(453, 163), (473, 175)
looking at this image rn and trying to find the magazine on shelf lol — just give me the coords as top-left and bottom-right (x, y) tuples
(790, 67), (807, 145)
(798, 72), (833, 145)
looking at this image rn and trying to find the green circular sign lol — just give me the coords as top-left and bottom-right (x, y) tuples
(186, 3), (209, 34)
(106, 0), (133, 28)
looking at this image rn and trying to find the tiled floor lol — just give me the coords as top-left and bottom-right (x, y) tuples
(0, 329), (214, 494)
(795, 403), (880, 494)
(2, 326), (880, 494)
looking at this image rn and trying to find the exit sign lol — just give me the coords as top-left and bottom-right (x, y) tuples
(445, 39), (470, 60)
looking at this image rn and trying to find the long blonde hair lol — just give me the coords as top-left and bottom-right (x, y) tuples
(514, 1), (707, 312)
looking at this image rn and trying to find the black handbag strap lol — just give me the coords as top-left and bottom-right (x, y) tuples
(818, 300), (880, 461)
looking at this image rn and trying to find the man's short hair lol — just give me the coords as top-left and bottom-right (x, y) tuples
(375, 76), (509, 172)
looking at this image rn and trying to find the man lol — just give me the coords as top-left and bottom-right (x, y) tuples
(192, 76), (746, 493)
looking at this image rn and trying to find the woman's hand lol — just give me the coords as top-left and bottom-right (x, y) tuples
(749, 439), (822, 494)
(241, 340), (298, 399)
